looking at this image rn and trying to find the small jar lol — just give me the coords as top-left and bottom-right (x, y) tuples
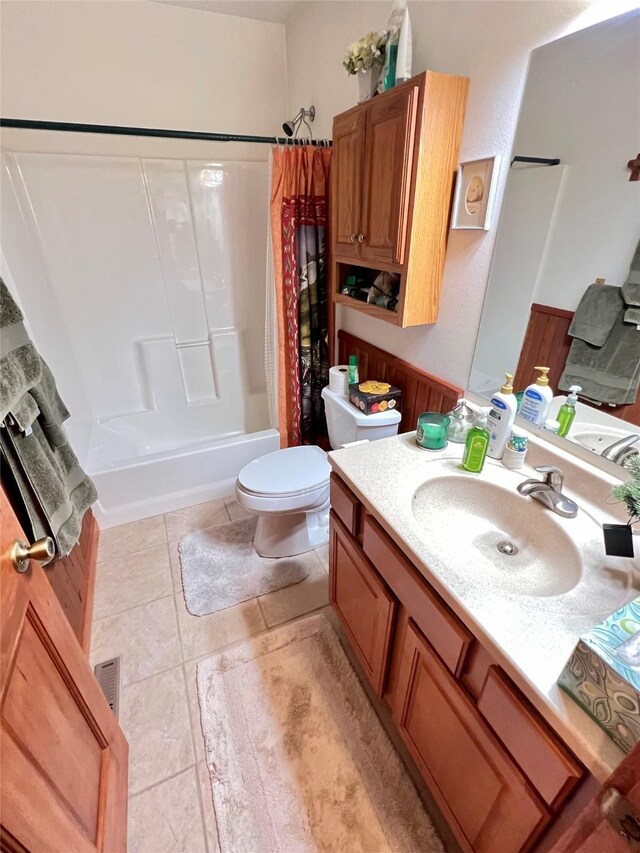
(446, 399), (475, 444)
(502, 429), (528, 469)
(416, 412), (450, 451)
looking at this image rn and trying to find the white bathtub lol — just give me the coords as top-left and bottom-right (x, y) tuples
(90, 427), (280, 528)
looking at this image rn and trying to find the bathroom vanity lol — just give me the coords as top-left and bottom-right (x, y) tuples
(327, 431), (638, 852)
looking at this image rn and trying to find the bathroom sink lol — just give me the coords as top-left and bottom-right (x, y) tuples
(569, 424), (636, 455)
(411, 462), (587, 598)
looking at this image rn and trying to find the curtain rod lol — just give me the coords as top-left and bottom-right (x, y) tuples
(0, 118), (331, 146)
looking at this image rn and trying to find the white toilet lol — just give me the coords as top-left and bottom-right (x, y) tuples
(235, 386), (401, 557)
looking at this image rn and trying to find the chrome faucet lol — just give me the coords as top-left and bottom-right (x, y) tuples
(516, 465), (578, 518)
(601, 434), (640, 465)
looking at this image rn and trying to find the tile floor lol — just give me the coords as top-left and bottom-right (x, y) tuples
(90, 496), (330, 852)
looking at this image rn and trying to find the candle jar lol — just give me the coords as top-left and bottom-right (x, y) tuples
(416, 412), (450, 451)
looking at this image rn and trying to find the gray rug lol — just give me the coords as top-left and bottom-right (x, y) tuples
(196, 613), (443, 853)
(178, 516), (311, 616)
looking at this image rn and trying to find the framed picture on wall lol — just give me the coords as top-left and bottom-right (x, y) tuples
(451, 156), (501, 230)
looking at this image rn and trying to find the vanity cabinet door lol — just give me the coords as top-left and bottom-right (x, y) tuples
(329, 512), (396, 696)
(331, 109), (365, 260)
(360, 86), (418, 266)
(395, 620), (549, 853)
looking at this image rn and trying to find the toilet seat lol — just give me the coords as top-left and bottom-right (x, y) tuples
(237, 445), (330, 498)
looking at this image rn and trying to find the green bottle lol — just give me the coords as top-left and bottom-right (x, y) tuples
(557, 385), (581, 438)
(461, 411), (490, 473)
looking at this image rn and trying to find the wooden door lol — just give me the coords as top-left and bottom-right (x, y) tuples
(394, 619), (548, 852)
(550, 743), (640, 851)
(329, 512), (396, 696)
(360, 86), (418, 266)
(0, 489), (128, 852)
(331, 108), (364, 261)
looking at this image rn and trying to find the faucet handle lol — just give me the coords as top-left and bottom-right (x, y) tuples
(534, 465), (564, 491)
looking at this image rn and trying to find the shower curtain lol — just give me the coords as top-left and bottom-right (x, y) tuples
(270, 146), (332, 448)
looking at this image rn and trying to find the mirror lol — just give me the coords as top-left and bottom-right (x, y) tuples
(469, 10), (640, 469)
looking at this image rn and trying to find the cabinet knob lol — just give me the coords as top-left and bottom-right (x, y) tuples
(350, 233), (357, 243)
(357, 233), (365, 243)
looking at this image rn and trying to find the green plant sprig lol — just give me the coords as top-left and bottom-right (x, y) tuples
(611, 454), (640, 526)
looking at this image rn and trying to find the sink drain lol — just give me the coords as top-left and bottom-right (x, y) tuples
(497, 540), (519, 556)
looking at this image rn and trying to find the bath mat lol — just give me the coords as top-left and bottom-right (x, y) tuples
(196, 613), (443, 853)
(178, 516), (311, 616)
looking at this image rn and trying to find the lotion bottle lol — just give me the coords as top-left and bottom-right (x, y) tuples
(519, 366), (553, 426)
(487, 373), (517, 459)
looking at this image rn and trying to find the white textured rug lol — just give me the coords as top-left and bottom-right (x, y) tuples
(178, 517), (311, 616)
(196, 614), (443, 853)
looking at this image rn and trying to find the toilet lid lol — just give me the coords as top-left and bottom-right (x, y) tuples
(238, 445), (330, 496)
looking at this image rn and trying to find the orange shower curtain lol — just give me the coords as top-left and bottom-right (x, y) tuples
(270, 146), (332, 448)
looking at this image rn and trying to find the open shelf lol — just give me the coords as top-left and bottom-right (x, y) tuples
(333, 291), (402, 325)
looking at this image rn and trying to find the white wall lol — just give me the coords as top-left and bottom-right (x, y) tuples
(285, 0), (625, 389)
(1, 0), (288, 463)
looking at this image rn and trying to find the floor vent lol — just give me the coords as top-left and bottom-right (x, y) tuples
(94, 657), (121, 719)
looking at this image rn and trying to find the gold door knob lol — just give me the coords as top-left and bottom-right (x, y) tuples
(350, 233), (357, 243)
(357, 233), (364, 243)
(11, 537), (55, 573)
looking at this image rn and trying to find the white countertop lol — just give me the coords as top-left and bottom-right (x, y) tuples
(328, 431), (640, 783)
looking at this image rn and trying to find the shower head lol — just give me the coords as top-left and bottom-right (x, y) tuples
(282, 106), (315, 139)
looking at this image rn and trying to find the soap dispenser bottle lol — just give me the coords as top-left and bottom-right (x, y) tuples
(487, 373), (517, 459)
(557, 385), (581, 437)
(461, 410), (490, 473)
(519, 366), (553, 426)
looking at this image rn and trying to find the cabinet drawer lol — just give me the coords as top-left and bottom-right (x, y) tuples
(330, 474), (360, 536)
(478, 668), (583, 808)
(395, 621), (549, 852)
(329, 513), (396, 696)
(363, 515), (471, 676)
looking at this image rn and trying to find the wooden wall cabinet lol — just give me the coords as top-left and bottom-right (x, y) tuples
(331, 71), (469, 328)
(329, 474), (585, 853)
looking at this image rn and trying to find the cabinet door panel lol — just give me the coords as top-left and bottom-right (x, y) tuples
(360, 87), (418, 265)
(329, 512), (396, 695)
(395, 620), (548, 853)
(331, 109), (364, 260)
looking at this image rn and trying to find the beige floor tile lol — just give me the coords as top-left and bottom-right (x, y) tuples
(176, 595), (266, 661)
(184, 658), (207, 763)
(164, 499), (229, 541)
(93, 544), (173, 619)
(168, 539), (183, 593)
(258, 551), (329, 627)
(120, 666), (194, 795)
(97, 515), (167, 563)
(128, 767), (206, 853)
(197, 761), (221, 853)
(224, 497), (250, 521)
(90, 596), (181, 687)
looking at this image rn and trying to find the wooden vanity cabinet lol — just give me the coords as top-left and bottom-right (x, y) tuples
(394, 619), (548, 852)
(330, 71), (469, 328)
(328, 473), (585, 852)
(329, 512), (396, 696)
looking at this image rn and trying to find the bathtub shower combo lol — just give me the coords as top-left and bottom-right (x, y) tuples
(1, 149), (279, 525)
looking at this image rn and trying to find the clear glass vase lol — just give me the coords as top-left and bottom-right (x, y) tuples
(357, 67), (381, 103)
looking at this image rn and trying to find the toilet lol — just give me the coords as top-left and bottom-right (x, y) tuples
(235, 386), (401, 557)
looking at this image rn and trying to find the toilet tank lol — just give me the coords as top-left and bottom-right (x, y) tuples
(321, 386), (401, 449)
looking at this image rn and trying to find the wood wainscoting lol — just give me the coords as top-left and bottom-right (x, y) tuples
(46, 509), (99, 654)
(337, 330), (462, 433)
(514, 303), (640, 426)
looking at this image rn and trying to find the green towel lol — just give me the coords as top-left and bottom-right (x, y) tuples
(622, 239), (640, 323)
(567, 283), (624, 347)
(0, 278), (97, 556)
